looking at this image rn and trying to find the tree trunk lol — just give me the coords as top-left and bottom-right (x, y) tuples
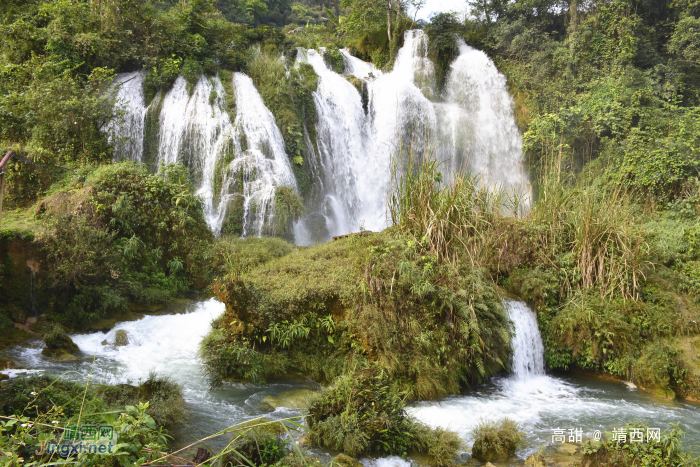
(387, 0), (392, 42)
(569, 0), (578, 35)
(482, 0), (491, 23)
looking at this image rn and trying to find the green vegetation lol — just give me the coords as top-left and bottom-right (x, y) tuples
(202, 224), (512, 399)
(0, 373), (177, 465)
(33, 162), (212, 327)
(581, 423), (696, 467)
(246, 48), (319, 197)
(470, 418), (524, 462)
(306, 371), (462, 465)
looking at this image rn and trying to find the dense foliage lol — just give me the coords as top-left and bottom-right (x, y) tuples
(33, 162), (212, 326)
(306, 371), (462, 464)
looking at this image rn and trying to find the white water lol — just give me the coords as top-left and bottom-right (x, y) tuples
(108, 31), (529, 242)
(107, 72), (147, 162)
(408, 300), (700, 459)
(4, 299), (700, 457)
(436, 40), (529, 195)
(4, 299), (316, 449)
(294, 30), (530, 242)
(108, 72), (297, 236)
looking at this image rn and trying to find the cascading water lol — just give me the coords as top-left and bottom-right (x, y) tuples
(507, 300), (545, 379)
(408, 300), (700, 458)
(109, 31), (529, 242)
(108, 72), (147, 162)
(436, 40), (529, 193)
(4, 299), (700, 456)
(107, 72), (297, 236)
(3, 299), (318, 449)
(294, 30), (530, 242)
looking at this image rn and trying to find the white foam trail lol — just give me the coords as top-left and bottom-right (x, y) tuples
(224, 73), (298, 236)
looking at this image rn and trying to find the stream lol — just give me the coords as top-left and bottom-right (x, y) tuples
(4, 298), (699, 461)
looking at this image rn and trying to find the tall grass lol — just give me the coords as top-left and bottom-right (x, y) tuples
(389, 137), (648, 300)
(532, 173), (649, 300)
(388, 139), (508, 265)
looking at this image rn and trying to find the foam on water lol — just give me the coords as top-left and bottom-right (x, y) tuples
(5, 299), (315, 448)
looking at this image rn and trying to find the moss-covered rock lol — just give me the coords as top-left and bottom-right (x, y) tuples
(114, 329), (129, 346)
(470, 418), (523, 463)
(261, 388), (316, 410)
(41, 323), (79, 358)
(305, 371), (462, 464)
(333, 454), (364, 467)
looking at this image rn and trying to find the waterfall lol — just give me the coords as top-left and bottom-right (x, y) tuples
(108, 30), (529, 242)
(505, 300), (545, 379)
(296, 49), (368, 237)
(108, 72), (147, 162)
(224, 73), (298, 237)
(436, 40), (529, 192)
(294, 30), (529, 241)
(107, 72), (297, 236)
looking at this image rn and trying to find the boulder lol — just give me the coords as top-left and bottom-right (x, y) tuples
(333, 454), (364, 467)
(41, 323), (80, 359)
(9, 307), (27, 324)
(525, 453), (547, 466)
(260, 389), (316, 410)
(556, 443), (578, 455)
(0, 373), (9, 381)
(114, 330), (129, 346)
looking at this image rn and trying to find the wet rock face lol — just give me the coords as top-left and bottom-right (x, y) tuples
(259, 388), (316, 410)
(333, 454), (364, 467)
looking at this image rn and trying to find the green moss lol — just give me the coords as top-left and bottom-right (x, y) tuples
(306, 371), (462, 464)
(247, 50), (319, 200)
(323, 45), (344, 73)
(471, 418), (524, 462)
(143, 92), (164, 173)
(219, 69), (237, 123)
(181, 58), (203, 95)
(273, 186), (304, 241)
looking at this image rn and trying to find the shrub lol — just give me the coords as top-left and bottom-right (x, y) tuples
(323, 45), (344, 73)
(181, 58), (203, 93)
(470, 418), (524, 462)
(221, 419), (289, 467)
(41, 323), (79, 354)
(98, 372), (186, 431)
(306, 371), (462, 464)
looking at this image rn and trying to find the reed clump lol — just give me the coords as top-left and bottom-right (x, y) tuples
(470, 418), (524, 462)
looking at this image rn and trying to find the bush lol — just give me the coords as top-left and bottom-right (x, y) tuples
(209, 236), (294, 281)
(323, 45), (344, 73)
(470, 418), (524, 462)
(306, 371), (462, 464)
(98, 372), (185, 431)
(221, 419), (289, 467)
(181, 58), (203, 93)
